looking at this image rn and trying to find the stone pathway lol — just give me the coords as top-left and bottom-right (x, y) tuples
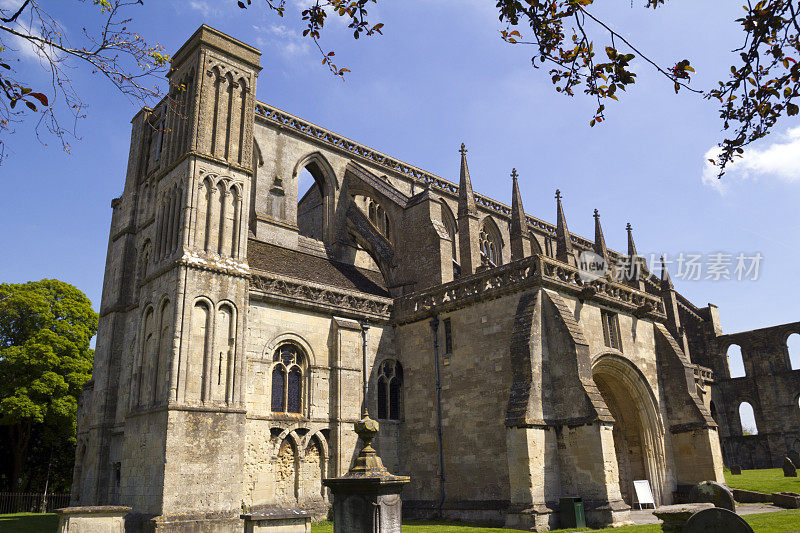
(630, 503), (785, 525)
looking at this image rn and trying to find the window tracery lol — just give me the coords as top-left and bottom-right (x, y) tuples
(479, 222), (501, 268)
(272, 344), (305, 414)
(377, 359), (403, 421)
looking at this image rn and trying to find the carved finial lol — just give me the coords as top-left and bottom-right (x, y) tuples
(511, 168), (519, 180)
(626, 222), (633, 232)
(555, 189), (562, 200)
(594, 208), (600, 219)
(459, 143), (468, 156)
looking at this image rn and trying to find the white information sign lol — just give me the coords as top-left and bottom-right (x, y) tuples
(633, 479), (655, 509)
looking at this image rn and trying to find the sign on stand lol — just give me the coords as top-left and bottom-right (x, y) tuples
(633, 480), (655, 510)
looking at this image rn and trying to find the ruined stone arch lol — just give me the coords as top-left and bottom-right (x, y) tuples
(592, 353), (669, 507)
(785, 331), (800, 370)
(304, 429), (330, 460)
(293, 151), (338, 243)
(725, 342), (746, 378)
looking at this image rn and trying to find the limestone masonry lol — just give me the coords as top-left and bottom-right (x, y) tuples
(72, 25), (800, 532)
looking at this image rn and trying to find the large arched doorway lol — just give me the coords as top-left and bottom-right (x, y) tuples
(593, 354), (669, 507)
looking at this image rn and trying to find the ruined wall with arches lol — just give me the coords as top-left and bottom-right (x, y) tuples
(709, 321), (800, 468)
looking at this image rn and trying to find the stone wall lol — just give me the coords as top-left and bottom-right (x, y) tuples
(708, 321), (800, 468)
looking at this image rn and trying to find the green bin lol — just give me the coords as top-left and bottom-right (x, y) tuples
(559, 496), (586, 528)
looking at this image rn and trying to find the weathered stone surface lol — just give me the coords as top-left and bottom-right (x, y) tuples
(731, 489), (771, 504)
(789, 450), (800, 468)
(730, 465), (742, 475)
(684, 507), (753, 533)
(771, 492), (800, 509)
(241, 509), (312, 533)
(653, 503), (714, 533)
(783, 457), (797, 477)
(57, 506), (130, 533)
(72, 21), (795, 533)
(688, 480), (736, 511)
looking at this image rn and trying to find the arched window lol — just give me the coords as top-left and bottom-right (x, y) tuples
(709, 401), (718, 423)
(787, 333), (800, 370)
(376, 360), (403, 420)
(739, 402), (758, 435)
(727, 344), (746, 378)
(479, 219), (502, 268)
(272, 344), (305, 414)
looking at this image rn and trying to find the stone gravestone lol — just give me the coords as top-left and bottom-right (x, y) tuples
(730, 465), (743, 475)
(788, 450), (800, 471)
(684, 507), (754, 533)
(688, 480), (736, 512)
(783, 457), (798, 478)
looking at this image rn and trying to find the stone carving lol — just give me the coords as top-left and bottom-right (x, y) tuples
(684, 507), (754, 533)
(394, 253), (665, 323)
(251, 273), (393, 319)
(783, 457), (797, 477)
(688, 480), (736, 511)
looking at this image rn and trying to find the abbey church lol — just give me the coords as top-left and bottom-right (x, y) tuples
(71, 26), (800, 532)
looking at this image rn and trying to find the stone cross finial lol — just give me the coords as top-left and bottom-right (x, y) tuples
(626, 222), (633, 232)
(555, 189), (562, 200)
(511, 168), (519, 180)
(594, 208), (600, 219)
(459, 143), (468, 156)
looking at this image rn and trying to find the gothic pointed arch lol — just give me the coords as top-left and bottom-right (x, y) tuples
(294, 151), (338, 243)
(441, 201), (460, 276)
(592, 353), (669, 507)
(479, 216), (504, 268)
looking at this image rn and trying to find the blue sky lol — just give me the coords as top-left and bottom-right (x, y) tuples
(1, 0), (799, 389)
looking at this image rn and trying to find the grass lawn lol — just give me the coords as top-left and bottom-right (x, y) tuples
(0, 509), (798, 532)
(0, 513), (58, 533)
(725, 467), (800, 494)
(310, 509), (800, 532)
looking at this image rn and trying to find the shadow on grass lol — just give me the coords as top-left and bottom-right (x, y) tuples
(0, 513), (58, 533)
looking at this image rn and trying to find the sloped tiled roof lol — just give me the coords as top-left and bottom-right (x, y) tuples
(247, 239), (390, 298)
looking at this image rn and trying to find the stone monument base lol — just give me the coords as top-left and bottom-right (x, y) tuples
(57, 506), (131, 533)
(241, 508), (312, 533)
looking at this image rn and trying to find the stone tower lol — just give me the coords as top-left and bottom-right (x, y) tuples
(72, 26), (261, 530)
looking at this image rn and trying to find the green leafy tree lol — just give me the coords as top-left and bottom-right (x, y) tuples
(0, 279), (97, 492)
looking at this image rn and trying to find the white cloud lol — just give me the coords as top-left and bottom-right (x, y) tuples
(253, 24), (311, 60)
(189, 0), (223, 18)
(0, 0), (25, 10)
(702, 126), (800, 193)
